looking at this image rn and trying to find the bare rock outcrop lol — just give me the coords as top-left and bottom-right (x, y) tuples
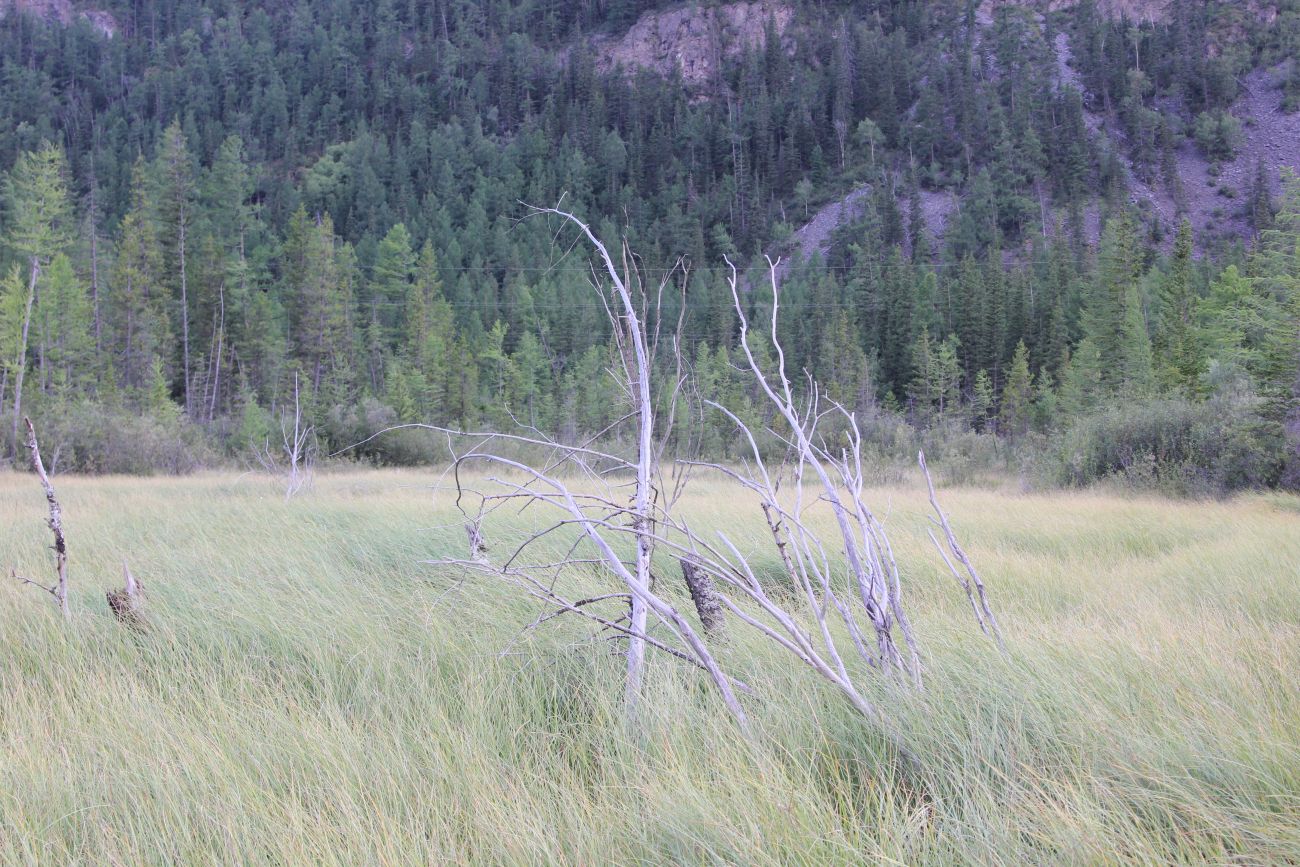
(0, 0), (117, 37)
(594, 2), (792, 89)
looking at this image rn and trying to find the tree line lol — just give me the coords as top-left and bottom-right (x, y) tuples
(2, 134), (1297, 488)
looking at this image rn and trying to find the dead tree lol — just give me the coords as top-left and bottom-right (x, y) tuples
(465, 523), (489, 563)
(429, 226), (1001, 742)
(255, 371), (315, 500)
(106, 560), (146, 629)
(10, 417), (69, 617)
(430, 206), (740, 726)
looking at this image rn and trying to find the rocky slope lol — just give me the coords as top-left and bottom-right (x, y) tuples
(593, 1), (792, 89)
(0, 0), (116, 35)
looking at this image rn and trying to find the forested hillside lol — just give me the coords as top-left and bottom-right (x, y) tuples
(1, 0), (1298, 490)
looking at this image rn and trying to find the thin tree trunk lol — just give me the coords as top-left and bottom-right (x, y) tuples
(10, 257), (39, 455)
(209, 285), (225, 423)
(626, 275), (654, 717)
(89, 182), (103, 356)
(179, 204), (191, 415)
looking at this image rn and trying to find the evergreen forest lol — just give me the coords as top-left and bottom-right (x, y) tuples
(2, 0), (1299, 491)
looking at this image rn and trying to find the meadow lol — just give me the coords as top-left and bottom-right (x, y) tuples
(1, 468), (1298, 865)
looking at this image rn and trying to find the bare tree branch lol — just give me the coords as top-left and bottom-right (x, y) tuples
(919, 451), (1005, 652)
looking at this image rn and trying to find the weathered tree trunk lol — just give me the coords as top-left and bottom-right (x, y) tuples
(681, 557), (724, 635)
(24, 417), (68, 617)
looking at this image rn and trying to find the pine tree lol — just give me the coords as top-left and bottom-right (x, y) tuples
(1000, 340), (1034, 438)
(1119, 280), (1156, 396)
(935, 335), (963, 425)
(1155, 220), (1200, 392)
(406, 241), (456, 418)
(1084, 213), (1142, 392)
(1058, 338), (1104, 418)
(3, 142), (73, 449)
(907, 329), (937, 427)
(373, 223), (417, 350)
(109, 202), (170, 395)
(157, 121), (197, 414)
(34, 253), (93, 397)
(1033, 366), (1058, 432)
(971, 368), (995, 433)
(284, 208), (356, 395)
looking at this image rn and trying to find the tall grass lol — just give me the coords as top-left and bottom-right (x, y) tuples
(1, 469), (1298, 864)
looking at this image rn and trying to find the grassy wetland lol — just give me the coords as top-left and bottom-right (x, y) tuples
(1, 469), (1299, 865)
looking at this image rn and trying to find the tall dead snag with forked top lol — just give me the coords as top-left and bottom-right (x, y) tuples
(430, 205), (746, 728)
(255, 370), (315, 501)
(10, 417), (70, 617)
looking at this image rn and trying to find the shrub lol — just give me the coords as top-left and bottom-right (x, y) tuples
(1045, 396), (1283, 496)
(1193, 111), (1242, 162)
(321, 398), (450, 465)
(28, 399), (213, 475)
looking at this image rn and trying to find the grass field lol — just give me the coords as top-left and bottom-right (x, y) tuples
(1, 468), (1298, 865)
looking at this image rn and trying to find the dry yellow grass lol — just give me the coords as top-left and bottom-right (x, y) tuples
(1, 468), (1298, 864)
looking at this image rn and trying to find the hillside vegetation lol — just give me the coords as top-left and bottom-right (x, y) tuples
(0, 0), (1298, 489)
(1, 469), (1298, 863)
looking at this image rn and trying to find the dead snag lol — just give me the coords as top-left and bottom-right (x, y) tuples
(680, 557), (724, 635)
(106, 560), (146, 629)
(11, 418), (69, 617)
(465, 523), (489, 563)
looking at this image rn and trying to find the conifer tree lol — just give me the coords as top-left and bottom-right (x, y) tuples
(109, 196), (170, 395)
(1058, 338), (1104, 418)
(284, 208), (356, 395)
(971, 368), (995, 433)
(34, 253), (93, 397)
(374, 222), (417, 350)
(1084, 213), (1142, 391)
(3, 142), (73, 449)
(157, 121), (197, 414)
(406, 241), (456, 418)
(1000, 340), (1034, 437)
(1119, 281), (1156, 396)
(1155, 220), (1200, 392)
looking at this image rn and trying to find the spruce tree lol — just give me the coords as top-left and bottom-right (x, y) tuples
(3, 142), (73, 449)
(157, 121), (197, 414)
(1155, 220), (1200, 392)
(1000, 340), (1034, 438)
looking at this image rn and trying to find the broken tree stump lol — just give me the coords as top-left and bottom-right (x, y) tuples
(106, 560), (146, 629)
